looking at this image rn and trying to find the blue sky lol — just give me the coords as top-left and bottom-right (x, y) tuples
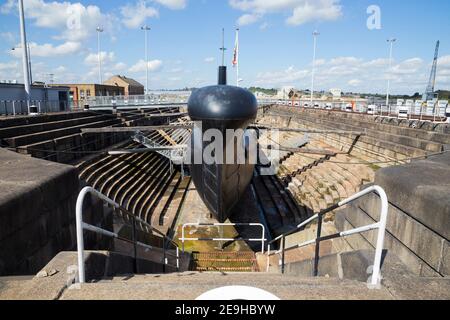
(0, 0), (449, 94)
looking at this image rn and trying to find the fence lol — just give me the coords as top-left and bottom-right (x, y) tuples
(75, 186), (180, 283)
(180, 223), (266, 254)
(266, 185), (388, 287)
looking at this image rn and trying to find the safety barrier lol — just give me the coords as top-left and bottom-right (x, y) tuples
(180, 223), (266, 254)
(75, 186), (180, 283)
(266, 185), (388, 287)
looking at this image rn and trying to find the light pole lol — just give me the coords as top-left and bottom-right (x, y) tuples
(141, 25), (151, 95)
(311, 30), (320, 105)
(96, 26), (104, 84)
(386, 38), (396, 109)
(18, 0), (31, 111)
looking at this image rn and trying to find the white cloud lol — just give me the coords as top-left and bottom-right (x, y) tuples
(120, 1), (159, 29)
(438, 55), (450, 68)
(204, 57), (215, 63)
(0, 61), (18, 71)
(348, 79), (361, 86)
(259, 22), (269, 30)
(254, 55), (437, 94)
(0, 32), (15, 43)
(230, 0), (342, 26)
(154, 0), (187, 10)
(1, 0), (117, 43)
(237, 13), (261, 26)
(329, 57), (362, 66)
(255, 65), (310, 87)
(129, 59), (163, 73)
(84, 51), (116, 65)
(113, 62), (127, 71)
(10, 41), (82, 58)
(286, 0), (342, 25)
(391, 58), (423, 75)
(0, 0), (15, 14)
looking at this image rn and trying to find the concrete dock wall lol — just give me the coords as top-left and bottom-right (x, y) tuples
(0, 148), (111, 276)
(335, 150), (450, 277)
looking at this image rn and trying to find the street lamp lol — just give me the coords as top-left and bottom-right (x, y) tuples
(386, 38), (396, 109)
(141, 25), (151, 95)
(311, 30), (320, 105)
(96, 26), (104, 84)
(18, 0), (31, 111)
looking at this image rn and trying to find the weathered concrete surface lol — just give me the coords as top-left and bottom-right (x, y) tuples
(334, 149), (450, 277)
(60, 272), (394, 300)
(374, 151), (450, 240)
(0, 148), (79, 276)
(0, 250), (190, 300)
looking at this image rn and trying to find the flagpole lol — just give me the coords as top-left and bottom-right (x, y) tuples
(236, 28), (239, 87)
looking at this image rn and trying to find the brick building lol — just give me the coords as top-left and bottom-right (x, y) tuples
(104, 75), (144, 96)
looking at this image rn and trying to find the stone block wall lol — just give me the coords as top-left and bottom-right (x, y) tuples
(335, 151), (450, 277)
(0, 148), (112, 276)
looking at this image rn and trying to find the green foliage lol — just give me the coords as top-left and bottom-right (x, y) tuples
(247, 87), (277, 96)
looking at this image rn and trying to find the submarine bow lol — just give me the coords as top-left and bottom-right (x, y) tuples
(187, 67), (258, 222)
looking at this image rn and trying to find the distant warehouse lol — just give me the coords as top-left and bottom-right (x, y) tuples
(0, 82), (70, 115)
(104, 75), (145, 96)
(50, 83), (125, 105)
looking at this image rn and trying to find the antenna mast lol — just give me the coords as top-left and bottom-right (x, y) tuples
(219, 28), (227, 66)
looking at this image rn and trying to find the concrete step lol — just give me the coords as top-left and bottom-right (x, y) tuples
(0, 111), (95, 129)
(0, 114), (112, 139)
(306, 109), (450, 145)
(298, 114), (431, 157)
(5, 118), (121, 148)
(192, 251), (259, 272)
(59, 272), (393, 300)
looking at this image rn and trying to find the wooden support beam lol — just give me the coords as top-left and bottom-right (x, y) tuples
(260, 144), (341, 156)
(145, 112), (188, 118)
(251, 124), (365, 135)
(81, 125), (193, 133)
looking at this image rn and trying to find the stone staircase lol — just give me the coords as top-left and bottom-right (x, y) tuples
(192, 251), (259, 272)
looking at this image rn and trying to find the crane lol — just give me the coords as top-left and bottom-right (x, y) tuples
(422, 41), (440, 101)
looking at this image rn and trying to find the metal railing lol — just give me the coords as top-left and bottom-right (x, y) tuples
(0, 99), (73, 115)
(180, 223), (266, 254)
(266, 185), (388, 287)
(86, 94), (190, 108)
(265, 100), (449, 123)
(76, 186), (181, 283)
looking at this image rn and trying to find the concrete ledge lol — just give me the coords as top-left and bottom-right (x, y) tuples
(0, 148), (79, 275)
(374, 152), (450, 240)
(335, 206), (441, 277)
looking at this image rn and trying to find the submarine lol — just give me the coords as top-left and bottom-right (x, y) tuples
(188, 66), (258, 222)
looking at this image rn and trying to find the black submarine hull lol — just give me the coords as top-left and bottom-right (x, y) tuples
(188, 84), (258, 222)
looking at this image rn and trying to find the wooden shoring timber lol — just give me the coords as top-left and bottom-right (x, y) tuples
(81, 125), (193, 133)
(251, 124), (366, 136)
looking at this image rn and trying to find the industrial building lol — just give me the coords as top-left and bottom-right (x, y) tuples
(104, 75), (145, 96)
(0, 83), (70, 115)
(51, 83), (125, 104)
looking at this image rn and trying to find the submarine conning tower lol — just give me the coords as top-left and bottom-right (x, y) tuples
(187, 66), (258, 222)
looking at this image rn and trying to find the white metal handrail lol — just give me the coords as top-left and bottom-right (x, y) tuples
(76, 186), (180, 283)
(180, 223), (266, 254)
(266, 185), (388, 287)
